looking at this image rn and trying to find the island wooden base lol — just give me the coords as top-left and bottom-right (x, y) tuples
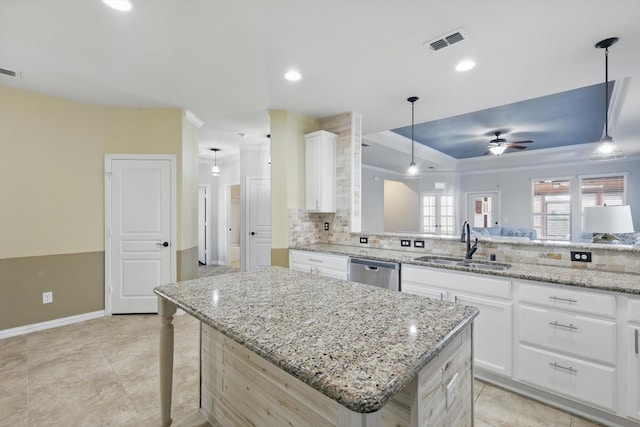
(200, 324), (473, 427)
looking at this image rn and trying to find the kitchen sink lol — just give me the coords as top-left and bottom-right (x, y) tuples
(414, 256), (511, 271)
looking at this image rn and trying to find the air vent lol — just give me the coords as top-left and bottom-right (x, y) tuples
(424, 27), (469, 52)
(0, 68), (17, 77)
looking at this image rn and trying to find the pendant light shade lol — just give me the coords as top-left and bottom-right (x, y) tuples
(591, 37), (625, 161)
(404, 96), (421, 179)
(210, 148), (221, 176)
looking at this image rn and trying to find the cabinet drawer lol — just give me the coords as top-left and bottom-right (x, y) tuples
(518, 281), (615, 318)
(289, 250), (349, 272)
(628, 298), (640, 323)
(402, 282), (448, 301)
(518, 344), (615, 411)
(519, 305), (616, 365)
(402, 265), (511, 299)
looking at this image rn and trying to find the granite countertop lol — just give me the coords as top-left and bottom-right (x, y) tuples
(154, 266), (478, 413)
(292, 244), (640, 295)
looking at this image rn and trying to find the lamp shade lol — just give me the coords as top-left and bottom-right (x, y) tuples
(583, 205), (634, 234)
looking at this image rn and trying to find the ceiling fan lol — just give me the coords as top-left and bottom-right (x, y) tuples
(485, 131), (533, 155)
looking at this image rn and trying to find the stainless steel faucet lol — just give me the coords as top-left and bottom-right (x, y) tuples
(461, 221), (478, 259)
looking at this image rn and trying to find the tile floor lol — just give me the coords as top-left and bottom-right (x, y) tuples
(0, 312), (605, 427)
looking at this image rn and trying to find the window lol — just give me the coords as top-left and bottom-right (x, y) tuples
(532, 179), (571, 241)
(422, 194), (455, 235)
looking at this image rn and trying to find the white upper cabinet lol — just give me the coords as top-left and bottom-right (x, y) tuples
(305, 130), (337, 213)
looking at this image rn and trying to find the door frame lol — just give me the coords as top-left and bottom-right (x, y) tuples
(198, 184), (211, 265)
(104, 154), (177, 315)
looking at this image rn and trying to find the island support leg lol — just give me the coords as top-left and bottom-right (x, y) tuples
(338, 407), (381, 427)
(159, 297), (177, 427)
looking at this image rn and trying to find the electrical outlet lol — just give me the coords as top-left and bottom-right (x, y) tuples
(570, 251), (592, 262)
(359, 237), (368, 244)
(324, 222), (329, 231)
(414, 240), (425, 248)
(446, 373), (459, 409)
(400, 239), (411, 247)
(43, 291), (53, 304)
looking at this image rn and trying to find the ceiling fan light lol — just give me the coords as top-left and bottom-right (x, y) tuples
(489, 145), (507, 155)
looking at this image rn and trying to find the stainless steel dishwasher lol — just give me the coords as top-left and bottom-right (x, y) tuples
(349, 258), (400, 291)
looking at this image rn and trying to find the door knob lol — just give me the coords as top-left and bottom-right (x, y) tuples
(250, 232), (256, 236)
(156, 241), (169, 247)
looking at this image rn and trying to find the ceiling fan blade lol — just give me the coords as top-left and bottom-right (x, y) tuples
(510, 140), (534, 144)
(482, 150), (492, 156)
(508, 144), (528, 149)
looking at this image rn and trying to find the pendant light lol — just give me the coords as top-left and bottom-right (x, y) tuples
(210, 148), (221, 176)
(591, 37), (625, 161)
(405, 96), (421, 178)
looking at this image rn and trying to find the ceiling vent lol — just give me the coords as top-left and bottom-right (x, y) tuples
(424, 27), (468, 52)
(0, 67), (17, 77)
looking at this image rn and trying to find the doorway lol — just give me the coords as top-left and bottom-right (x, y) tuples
(227, 184), (241, 268)
(198, 185), (211, 265)
(466, 191), (501, 228)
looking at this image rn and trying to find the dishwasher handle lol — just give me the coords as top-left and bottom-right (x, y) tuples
(365, 265), (379, 272)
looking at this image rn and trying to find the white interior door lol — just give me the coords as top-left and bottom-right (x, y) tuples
(106, 156), (174, 314)
(245, 177), (271, 271)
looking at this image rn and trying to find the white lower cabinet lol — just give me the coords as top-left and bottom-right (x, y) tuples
(289, 249), (349, 280)
(626, 298), (640, 421)
(453, 292), (512, 377)
(402, 264), (512, 377)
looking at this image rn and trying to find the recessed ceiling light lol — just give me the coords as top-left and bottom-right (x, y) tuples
(102, 0), (132, 12)
(455, 59), (476, 72)
(284, 70), (302, 82)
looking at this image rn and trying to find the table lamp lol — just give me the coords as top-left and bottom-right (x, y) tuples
(582, 205), (634, 243)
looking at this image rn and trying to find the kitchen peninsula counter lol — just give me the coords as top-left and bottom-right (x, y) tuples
(154, 266), (478, 427)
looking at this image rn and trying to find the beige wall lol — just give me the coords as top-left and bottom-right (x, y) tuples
(270, 110), (320, 265)
(0, 85), (106, 258)
(0, 84), (195, 330)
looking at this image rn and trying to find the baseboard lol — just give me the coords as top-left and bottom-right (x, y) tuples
(0, 310), (105, 339)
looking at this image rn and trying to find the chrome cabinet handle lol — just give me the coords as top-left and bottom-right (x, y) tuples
(549, 362), (578, 374)
(549, 321), (578, 331)
(454, 296), (458, 303)
(440, 292), (444, 301)
(549, 296), (578, 303)
(635, 329), (638, 355)
(308, 258), (323, 263)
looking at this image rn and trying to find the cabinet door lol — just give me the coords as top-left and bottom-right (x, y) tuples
(454, 292), (513, 377)
(628, 325), (640, 421)
(305, 131), (336, 213)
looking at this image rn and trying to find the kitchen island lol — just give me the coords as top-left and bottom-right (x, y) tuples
(154, 266), (478, 427)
